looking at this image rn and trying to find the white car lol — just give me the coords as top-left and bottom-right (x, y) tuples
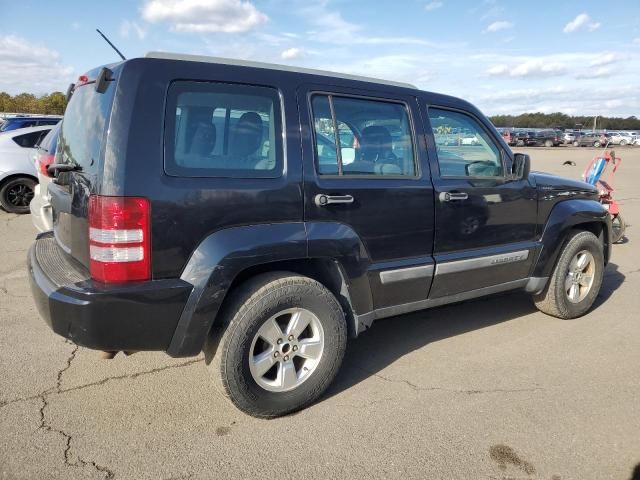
(608, 132), (634, 146)
(0, 125), (53, 214)
(460, 134), (480, 145)
(30, 123), (60, 231)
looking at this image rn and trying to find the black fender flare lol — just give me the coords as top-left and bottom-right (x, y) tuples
(167, 223), (307, 356)
(166, 222), (373, 357)
(532, 199), (610, 279)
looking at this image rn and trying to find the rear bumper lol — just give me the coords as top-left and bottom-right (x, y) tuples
(28, 234), (193, 353)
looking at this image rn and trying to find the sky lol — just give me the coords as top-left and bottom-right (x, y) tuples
(0, 0), (639, 117)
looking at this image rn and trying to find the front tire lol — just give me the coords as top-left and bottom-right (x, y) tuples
(533, 231), (604, 319)
(205, 272), (347, 418)
(573, 141), (579, 147)
(545, 140), (553, 148)
(0, 176), (36, 214)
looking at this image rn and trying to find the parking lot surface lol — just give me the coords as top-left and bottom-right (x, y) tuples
(1, 147), (639, 480)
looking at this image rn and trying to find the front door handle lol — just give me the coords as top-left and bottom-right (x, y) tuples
(439, 191), (469, 202)
(315, 194), (355, 207)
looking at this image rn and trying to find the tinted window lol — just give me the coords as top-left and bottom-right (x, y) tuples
(57, 83), (116, 175)
(12, 130), (50, 148)
(311, 94), (416, 176)
(429, 108), (503, 178)
(165, 81), (283, 178)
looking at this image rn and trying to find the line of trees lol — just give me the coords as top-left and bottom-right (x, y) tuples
(0, 92), (67, 116)
(490, 112), (640, 130)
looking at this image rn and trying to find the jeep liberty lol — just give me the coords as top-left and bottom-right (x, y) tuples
(28, 52), (611, 417)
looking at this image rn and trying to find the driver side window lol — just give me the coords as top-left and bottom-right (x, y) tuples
(429, 108), (503, 178)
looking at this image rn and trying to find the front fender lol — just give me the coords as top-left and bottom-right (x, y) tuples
(167, 223), (307, 356)
(532, 199), (610, 279)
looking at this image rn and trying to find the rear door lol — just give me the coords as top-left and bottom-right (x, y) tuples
(298, 85), (435, 310)
(422, 102), (538, 298)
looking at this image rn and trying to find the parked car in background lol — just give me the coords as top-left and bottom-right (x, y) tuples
(608, 132), (634, 146)
(30, 123), (60, 231)
(0, 125), (53, 213)
(525, 129), (562, 147)
(460, 133), (480, 145)
(513, 130), (534, 146)
(0, 116), (61, 133)
(29, 53), (611, 418)
(573, 132), (608, 147)
(562, 131), (577, 144)
(501, 129), (516, 146)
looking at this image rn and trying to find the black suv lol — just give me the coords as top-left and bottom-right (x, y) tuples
(525, 129), (562, 147)
(28, 53), (612, 418)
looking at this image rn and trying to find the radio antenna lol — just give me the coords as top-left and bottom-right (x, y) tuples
(96, 28), (126, 61)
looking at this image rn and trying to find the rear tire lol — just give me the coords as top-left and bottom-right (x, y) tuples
(205, 272), (347, 418)
(620, 140), (627, 146)
(0, 176), (36, 214)
(611, 214), (626, 243)
(573, 141), (579, 147)
(594, 141), (601, 148)
(533, 231), (604, 319)
(544, 140), (553, 148)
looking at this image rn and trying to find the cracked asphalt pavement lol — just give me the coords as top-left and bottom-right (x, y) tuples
(1, 148), (640, 480)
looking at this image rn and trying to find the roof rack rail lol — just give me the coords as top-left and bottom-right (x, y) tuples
(145, 51), (417, 90)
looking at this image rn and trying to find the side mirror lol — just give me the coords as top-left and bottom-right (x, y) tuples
(512, 153), (530, 180)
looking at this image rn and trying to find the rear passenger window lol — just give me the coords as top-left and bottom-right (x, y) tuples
(311, 94), (416, 177)
(165, 81), (283, 178)
(429, 108), (503, 178)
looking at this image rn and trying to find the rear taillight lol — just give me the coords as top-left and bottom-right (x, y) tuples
(38, 154), (55, 177)
(88, 195), (151, 283)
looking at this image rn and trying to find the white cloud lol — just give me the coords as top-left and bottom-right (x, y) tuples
(299, 3), (445, 47)
(0, 35), (74, 94)
(142, 0), (268, 33)
(424, 1), (443, 11)
(634, 37), (640, 44)
(472, 84), (640, 116)
(487, 58), (565, 77)
(281, 47), (301, 60)
(120, 20), (147, 40)
(563, 13), (599, 33)
(575, 66), (615, 79)
(485, 20), (513, 33)
(487, 64), (509, 75)
(590, 52), (623, 67)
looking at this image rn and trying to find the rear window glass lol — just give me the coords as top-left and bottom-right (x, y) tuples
(164, 81), (283, 178)
(12, 130), (50, 148)
(57, 83), (116, 175)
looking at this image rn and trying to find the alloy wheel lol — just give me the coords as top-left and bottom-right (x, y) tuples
(249, 308), (325, 392)
(564, 250), (596, 303)
(6, 183), (34, 207)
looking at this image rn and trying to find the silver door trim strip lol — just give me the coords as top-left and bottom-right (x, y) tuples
(379, 264), (434, 284)
(435, 249), (530, 275)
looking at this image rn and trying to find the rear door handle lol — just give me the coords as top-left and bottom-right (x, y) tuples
(439, 192), (468, 202)
(315, 194), (354, 206)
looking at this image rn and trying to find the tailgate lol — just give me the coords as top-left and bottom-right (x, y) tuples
(49, 71), (117, 269)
